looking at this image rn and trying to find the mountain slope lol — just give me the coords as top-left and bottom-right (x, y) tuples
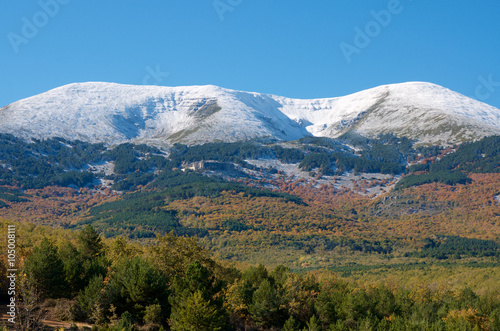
(275, 82), (500, 144)
(1, 82), (499, 146)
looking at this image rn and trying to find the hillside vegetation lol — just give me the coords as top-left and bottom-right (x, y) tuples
(1, 222), (500, 330)
(1, 135), (500, 268)
(1, 133), (500, 329)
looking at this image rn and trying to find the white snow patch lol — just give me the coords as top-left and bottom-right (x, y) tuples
(245, 158), (399, 197)
(88, 161), (115, 176)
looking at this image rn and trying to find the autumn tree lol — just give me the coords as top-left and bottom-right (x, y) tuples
(151, 232), (216, 281)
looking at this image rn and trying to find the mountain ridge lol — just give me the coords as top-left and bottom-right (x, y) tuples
(1, 81), (499, 147)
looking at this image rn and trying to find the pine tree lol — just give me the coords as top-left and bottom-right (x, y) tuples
(77, 275), (106, 324)
(169, 290), (225, 331)
(107, 257), (169, 322)
(303, 315), (321, 331)
(248, 279), (285, 329)
(60, 242), (86, 294)
(24, 238), (69, 299)
(77, 225), (108, 289)
(169, 261), (227, 331)
(78, 225), (104, 260)
(283, 316), (301, 331)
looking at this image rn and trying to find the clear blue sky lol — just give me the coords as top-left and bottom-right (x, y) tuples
(1, 1), (500, 109)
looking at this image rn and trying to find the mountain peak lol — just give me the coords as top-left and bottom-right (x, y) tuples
(1, 82), (499, 147)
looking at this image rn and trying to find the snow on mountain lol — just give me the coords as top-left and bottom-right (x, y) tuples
(0, 81), (499, 146)
(275, 82), (500, 144)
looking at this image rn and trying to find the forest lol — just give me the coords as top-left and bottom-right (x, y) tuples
(0, 135), (499, 266)
(1, 222), (500, 331)
(0, 133), (418, 193)
(1, 135), (500, 329)
(399, 135), (500, 188)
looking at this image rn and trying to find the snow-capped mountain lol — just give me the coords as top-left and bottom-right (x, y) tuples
(0, 82), (499, 146)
